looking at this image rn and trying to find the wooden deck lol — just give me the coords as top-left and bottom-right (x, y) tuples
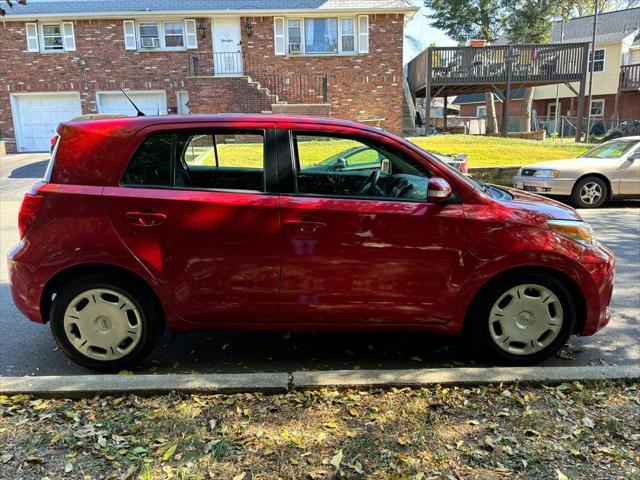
(619, 64), (640, 92)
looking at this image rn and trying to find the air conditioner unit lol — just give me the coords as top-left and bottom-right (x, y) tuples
(141, 37), (160, 48)
(289, 43), (302, 54)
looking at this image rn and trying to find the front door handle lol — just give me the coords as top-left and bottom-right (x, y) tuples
(124, 211), (167, 227)
(285, 218), (327, 233)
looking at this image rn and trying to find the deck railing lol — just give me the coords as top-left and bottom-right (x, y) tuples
(619, 64), (640, 91)
(407, 43), (588, 92)
(188, 52), (328, 105)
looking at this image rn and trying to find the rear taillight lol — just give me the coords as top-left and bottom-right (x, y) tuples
(18, 191), (44, 238)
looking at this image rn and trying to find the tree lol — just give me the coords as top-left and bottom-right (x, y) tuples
(0, 0), (26, 16)
(424, 0), (511, 133)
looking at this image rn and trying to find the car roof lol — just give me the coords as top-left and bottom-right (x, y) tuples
(606, 136), (640, 141)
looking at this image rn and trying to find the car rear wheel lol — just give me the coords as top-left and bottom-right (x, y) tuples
(49, 275), (161, 371)
(471, 273), (576, 365)
(571, 176), (608, 208)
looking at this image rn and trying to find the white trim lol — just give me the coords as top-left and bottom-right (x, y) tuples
(25, 22), (39, 51)
(10, 91), (82, 153)
(123, 20), (137, 49)
(274, 16), (285, 55)
(176, 91), (190, 114)
(476, 105), (487, 118)
(95, 89), (168, 115)
(62, 21), (76, 51)
(589, 98), (605, 117)
(184, 19), (197, 49)
(40, 22), (65, 52)
(547, 101), (561, 117)
(357, 15), (369, 54)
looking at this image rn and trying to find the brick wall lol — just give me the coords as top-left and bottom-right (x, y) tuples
(1, 14), (406, 152)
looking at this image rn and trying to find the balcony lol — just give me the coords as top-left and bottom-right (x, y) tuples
(407, 43), (590, 97)
(619, 64), (640, 91)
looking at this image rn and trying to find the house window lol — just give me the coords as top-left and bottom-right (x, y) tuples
(139, 23), (161, 49)
(340, 18), (355, 53)
(548, 102), (560, 117)
(163, 22), (184, 48)
(305, 18), (338, 54)
(287, 19), (302, 54)
(588, 49), (605, 72)
(590, 99), (604, 117)
(42, 24), (64, 50)
(476, 106), (487, 118)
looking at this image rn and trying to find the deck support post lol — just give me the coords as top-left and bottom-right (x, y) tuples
(575, 43), (589, 142)
(443, 96), (448, 132)
(502, 46), (513, 137)
(425, 47), (432, 135)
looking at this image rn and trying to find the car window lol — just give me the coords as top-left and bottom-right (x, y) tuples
(292, 132), (433, 201)
(581, 140), (638, 159)
(121, 133), (172, 187)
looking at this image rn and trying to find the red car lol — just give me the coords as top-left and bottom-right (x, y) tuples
(8, 115), (614, 370)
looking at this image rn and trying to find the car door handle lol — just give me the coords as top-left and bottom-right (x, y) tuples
(285, 218), (327, 233)
(124, 211), (167, 227)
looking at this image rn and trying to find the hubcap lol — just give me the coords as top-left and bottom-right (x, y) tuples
(579, 182), (602, 205)
(63, 288), (142, 361)
(488, 284), (563, 356)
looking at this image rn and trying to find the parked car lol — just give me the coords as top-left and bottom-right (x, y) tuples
(602, 120), (640, 142)
(9, 114), (614, 370)
(512, 136), (640, 208)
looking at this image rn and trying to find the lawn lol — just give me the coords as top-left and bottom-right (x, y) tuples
(187, 135), (592, 170)
(1, 381), (638, 479)
(408, 135), (593, 168)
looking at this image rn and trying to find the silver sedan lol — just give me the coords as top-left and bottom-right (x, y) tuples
(512, 136), (640, 208)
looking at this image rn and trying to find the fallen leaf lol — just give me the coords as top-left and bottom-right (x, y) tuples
(64, 463), (73, 473)
(232, 473), (246, 480)
(557, 470), (569, 480)
(162, 444), (178, 462)
(329, 449), (343, 470)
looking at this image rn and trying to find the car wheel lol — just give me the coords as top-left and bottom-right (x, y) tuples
(571, 176), (608, 208)
(471, 273), (576, 365)
(49, 275), (161, 371)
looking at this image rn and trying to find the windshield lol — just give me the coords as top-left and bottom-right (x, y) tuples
(580, 140), (638, 159)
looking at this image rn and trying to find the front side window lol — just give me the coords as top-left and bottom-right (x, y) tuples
(305, 18), (338, 54)
(163, 22), (184, 48)
(588, 49), (605, 72)
(42, 24), (63, 50)
(292, 133), (433, 201)
(121, 133), (172, 187)
(581, 140), (638, 159)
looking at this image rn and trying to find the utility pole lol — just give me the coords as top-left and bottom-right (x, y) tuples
(585, 0), (599, 142)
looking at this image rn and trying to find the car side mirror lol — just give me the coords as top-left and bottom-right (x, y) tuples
(628, 151), (640, 161)
(381, 158), (391, 174)
(427, 177), (453, 203)
(332, 158), (347, 170)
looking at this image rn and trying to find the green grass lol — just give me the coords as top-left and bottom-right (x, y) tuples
(186, 135), (593, 169)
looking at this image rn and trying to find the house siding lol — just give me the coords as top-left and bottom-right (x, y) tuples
(0, 14), (405, 153)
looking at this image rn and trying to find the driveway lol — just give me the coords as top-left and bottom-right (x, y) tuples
(1, 153), (639, 376)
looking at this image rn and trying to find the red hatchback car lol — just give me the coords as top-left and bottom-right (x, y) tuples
(8, 114), (614, 370)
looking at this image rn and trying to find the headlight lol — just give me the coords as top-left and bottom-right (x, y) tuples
(533, 169), (560, 178)
(548, 220), (597, 246)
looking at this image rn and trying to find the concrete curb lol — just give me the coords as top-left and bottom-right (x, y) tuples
(292, 366), (640, 389)
(1, 366), (637, 398)
(0, 373), (290, 398)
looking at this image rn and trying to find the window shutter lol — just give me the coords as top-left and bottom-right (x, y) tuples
(185, 19), (197, 49)
(358, 15), (369, 54)
(274, 17), (285, 56)
(123, 20), (137, 50)
(25, 22), (39, 52)
(62, 22), (76, 51)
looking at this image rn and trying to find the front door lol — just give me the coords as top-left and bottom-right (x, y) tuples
(276, 129), (466, 327)
(105, 124), (280, 324)
(213, 17), (242, 76)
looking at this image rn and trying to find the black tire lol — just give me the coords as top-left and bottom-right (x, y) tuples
(49, 274), (162, 371)
(570, 176), (608, 209)
(469, 273), (576, 366)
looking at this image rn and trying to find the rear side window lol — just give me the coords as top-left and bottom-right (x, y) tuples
(121, 133), (172, 187)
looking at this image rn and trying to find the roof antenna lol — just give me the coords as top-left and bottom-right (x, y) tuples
(119, 88), (145, 116)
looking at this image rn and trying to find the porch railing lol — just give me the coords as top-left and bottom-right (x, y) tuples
(188, 52), (329, 105)
(619, 64), (640, 91)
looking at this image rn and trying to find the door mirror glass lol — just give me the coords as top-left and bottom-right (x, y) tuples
(628, 151), (640, 161)
(427, 177), (453, 203)
(381, 158), (391, 175)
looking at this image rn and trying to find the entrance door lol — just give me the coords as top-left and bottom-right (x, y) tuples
(213, 17), (242, 76)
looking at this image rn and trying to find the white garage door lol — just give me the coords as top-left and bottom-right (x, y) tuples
(11, 93), (82, 152)
(97, 91), (167, 116)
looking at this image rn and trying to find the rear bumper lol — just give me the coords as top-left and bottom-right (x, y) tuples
(578, 243), (615, 336)
(512, 175), (574, 196)
(8, 239), (45, 323)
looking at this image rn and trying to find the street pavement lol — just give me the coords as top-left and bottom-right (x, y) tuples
(1, 153), (638, 376)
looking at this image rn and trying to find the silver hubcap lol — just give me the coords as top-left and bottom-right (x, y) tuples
(488, 284), (564, 356)
(63, 288), (142, 361)
(580, 182), (602, 205)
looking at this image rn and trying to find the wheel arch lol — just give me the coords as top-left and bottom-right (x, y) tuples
(41, 263), (165, 326)
(463, 265), (587, 335)
(573, 173), (613, 200)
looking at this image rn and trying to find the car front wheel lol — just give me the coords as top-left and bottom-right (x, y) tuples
(571, 176), (608, 208)
(472, 274), (576, 365)
(49, 275), (161, 371)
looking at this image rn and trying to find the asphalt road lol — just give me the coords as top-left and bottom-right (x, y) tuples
(1, 153), (638, 376)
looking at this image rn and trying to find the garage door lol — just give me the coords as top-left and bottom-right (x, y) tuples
(11, 93), (82, 152)
(97, 91), (167, 116)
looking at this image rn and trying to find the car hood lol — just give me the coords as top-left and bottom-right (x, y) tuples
(523, 157), (599, 171)
(500, 186), (582, 221)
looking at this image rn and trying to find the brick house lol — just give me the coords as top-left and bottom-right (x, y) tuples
(0, 0), (418, 153)
(451, 7), (640, 125)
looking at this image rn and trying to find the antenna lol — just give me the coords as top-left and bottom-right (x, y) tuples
(119, 88), (145, 116)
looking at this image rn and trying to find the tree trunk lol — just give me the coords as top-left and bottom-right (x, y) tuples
(523, 87), (535, 133)
(485, 92), (499, 134)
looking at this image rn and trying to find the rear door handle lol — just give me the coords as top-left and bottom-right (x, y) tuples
(124, 211), (167, 227)
(285, 218), (327, 233)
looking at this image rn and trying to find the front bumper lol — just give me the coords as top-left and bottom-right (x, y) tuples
(578, 243), (615, 336)
(512, 175), (574, 196)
